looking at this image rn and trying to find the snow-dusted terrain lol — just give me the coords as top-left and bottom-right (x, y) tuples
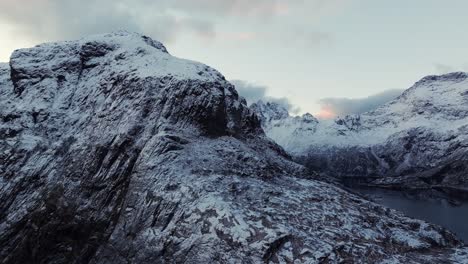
(1, 32), (468, 263)
(253, 72), (468, 190)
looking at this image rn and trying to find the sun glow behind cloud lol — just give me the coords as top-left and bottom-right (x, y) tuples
(314, 106), (337, 119)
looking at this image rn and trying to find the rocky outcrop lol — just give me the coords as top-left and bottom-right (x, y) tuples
(1, 32), (467, 263)
(254, 73), (468, 191)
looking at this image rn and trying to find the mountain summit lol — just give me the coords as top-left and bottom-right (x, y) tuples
(1, 32), (467, 263)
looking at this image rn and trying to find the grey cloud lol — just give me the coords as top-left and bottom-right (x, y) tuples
(180, 18), (216, 39)
(0, 0), (337, 48)
(231, 80), (300, 113)
(231, 80), (268, 104)
(171, 0), (288, 17)
(0, 0), (218, 44)
(318, 89), (404, 117)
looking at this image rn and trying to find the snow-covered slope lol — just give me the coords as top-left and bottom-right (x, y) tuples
(255, 73), (468, 189)
(1, 32), (467, 263)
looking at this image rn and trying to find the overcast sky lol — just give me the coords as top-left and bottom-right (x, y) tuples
(1, 0), (467, 117)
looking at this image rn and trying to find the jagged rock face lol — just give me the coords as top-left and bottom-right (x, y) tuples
(250, 101), (291, 123)
(255, 73), (468, 190)
(1, 32), (468, 263)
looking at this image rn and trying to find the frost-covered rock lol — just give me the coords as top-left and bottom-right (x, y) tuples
(250, 101), (290, 123)
(1, 32), (467, 263)
(254, 72), (468, 191)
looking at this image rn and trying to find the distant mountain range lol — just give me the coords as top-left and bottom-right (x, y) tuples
(253, 72), (468, 193)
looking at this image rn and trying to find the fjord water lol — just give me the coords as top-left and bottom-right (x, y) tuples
(348, 186), (468, 243)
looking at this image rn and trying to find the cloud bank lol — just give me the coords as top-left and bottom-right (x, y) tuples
(231, 80), (299, 114)
(317, 89), (404, 118)
(0, 0), (341, 48)
(233, 81), (403, 119)
(0, 0), (222, 44)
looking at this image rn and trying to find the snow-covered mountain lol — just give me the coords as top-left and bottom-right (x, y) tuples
(1, 32), (467, 263)
(254, 72), (468, 191)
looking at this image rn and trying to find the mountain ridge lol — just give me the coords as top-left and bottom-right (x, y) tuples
(254, 71), (468, 191)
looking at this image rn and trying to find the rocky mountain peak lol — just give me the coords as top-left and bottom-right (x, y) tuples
(249, 100), (319, 125)
(301, 112), (319, 124)
(250, 100), (290, 123)
(396, 72), (468, 105)
(415, 72), (468, 87)
(5, 32), (262, 139)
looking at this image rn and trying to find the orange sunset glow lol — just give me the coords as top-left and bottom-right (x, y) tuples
(314, 106), (336, 119)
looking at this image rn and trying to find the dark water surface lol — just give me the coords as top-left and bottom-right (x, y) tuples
(346, 186), (468, 243)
